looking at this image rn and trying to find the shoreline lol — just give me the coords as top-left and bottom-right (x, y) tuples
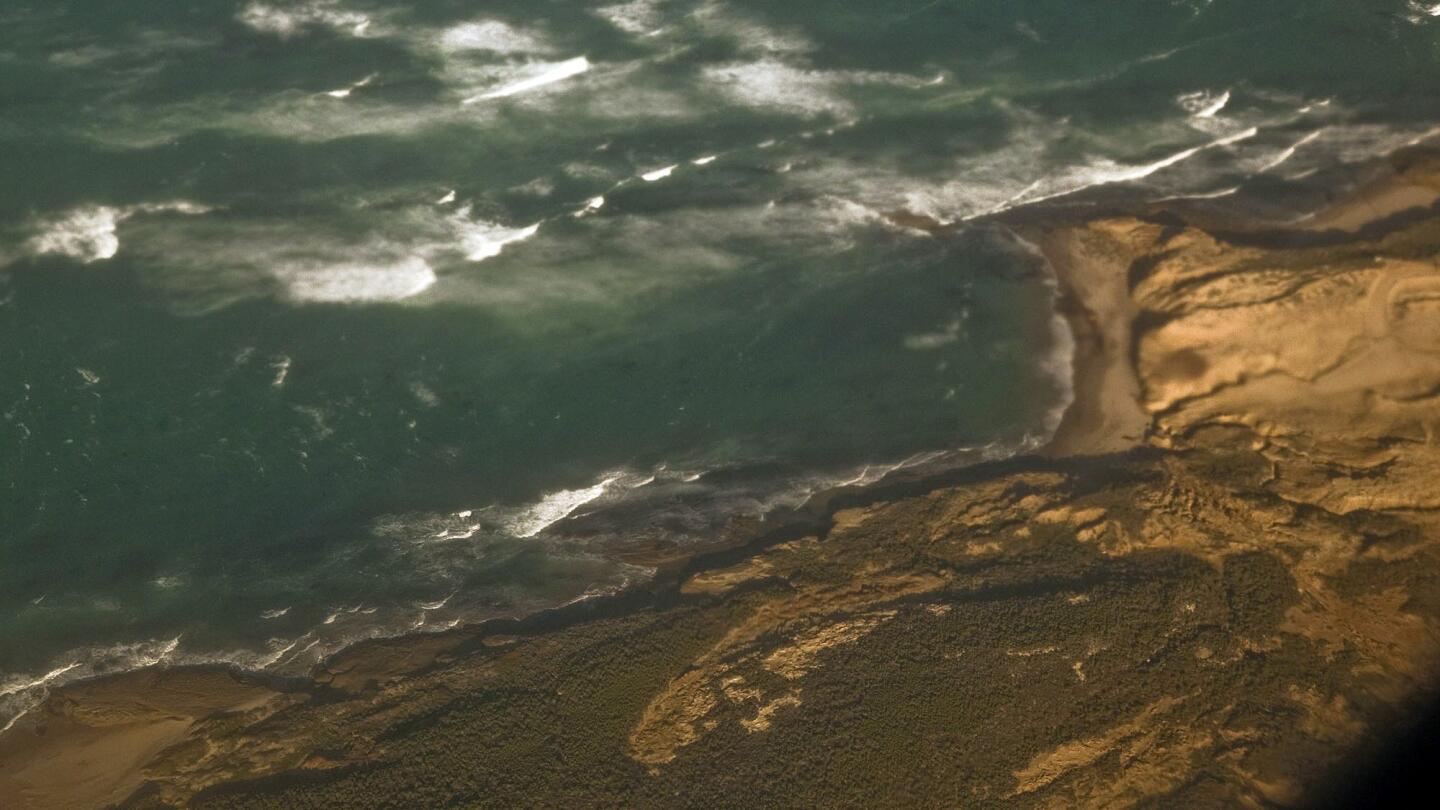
(7, 146), (1440, 808)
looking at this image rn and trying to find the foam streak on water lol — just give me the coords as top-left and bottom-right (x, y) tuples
(464, 56), (591, 102)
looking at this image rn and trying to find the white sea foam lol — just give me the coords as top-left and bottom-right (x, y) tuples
(1405, 1), (1440, 23)
(1041, 309), (1077, 433)
(255, 638), (301, 668)
(1152, 186), (1242, 203)
(1179, 89), (1230, 119)
(640, 164), (677, 181)
(431, 523), (480, 540)
(703, 60), (851, 116)
(419, 593), (456, 611)
(0, 662), (81, 699)
(703, 59), (956, 118)
(903, 318), (965, 350)
(1004, 230), (1076, 435)
(595, 0), (666, 35)
(27, 206), (123, 262)
(835, 451), (950, 489)
(691, 0), (813, 55)
(279, 256), (437, 303)
(453, 210), (541, 261)
(692, 155), (718, 166)
(439, 20), (550, 54)
(24, 202), (211, 265)
(1257, 129), (1325, 173)
(237, 1), (371, 38)
(574, 196), (607, 218)
(120, 200), (546, 309)
(271, 356), (292, 387)
(463, 56), (591, 102)
(981, 126), (1260, 216)
(324, 73), (375, 99)
(410, 381), (441, 407)
(0, 636), (182, 724)
(437, 190), (457, 205)
(507, 475), (622, 538)
(1, 706), (31, 734)
(261, 607), (291, 619)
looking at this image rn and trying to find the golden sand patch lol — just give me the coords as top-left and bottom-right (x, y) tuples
(1010, 696), (1188, 797)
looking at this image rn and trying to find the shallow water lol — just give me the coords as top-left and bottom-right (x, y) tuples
(3, 0), (1440, 715)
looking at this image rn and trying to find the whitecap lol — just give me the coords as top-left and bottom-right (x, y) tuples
(594, 0), (665, 35)
(835, 452), (949, 489)
(439, 20), (550, 54)
(690, 0), (813, 55)
(254, 638), (301, 668)
(237, 1), (371, 38)
(261, 607), (291, 619)
(463, 56), (591, 103)
(1405, 1), (1440, 23)
(506, 475), (622, 538)
(703, 60), (851, 116)
(1179, 89), (1230, 119)
(703, 60), (941, 117)
(437, 190), (457, 205)
(27, 206), (123, 263)
(692, 155), (718, 166)
(432, 524), (480, 540)
(452, 210), (540, 261)
(324, 73), (375, 99)
(903, 319), (965, 350)
(279, 256), (437, 303)
(982, 126), (1260, 215)
(24, 202), (211, 265)
(410, 381), (441, 407)
(640, 164), (677, 182)
(573, 196), (606, 218)
(271, 356), (292, 387)
(1257, 129), (1325, 173)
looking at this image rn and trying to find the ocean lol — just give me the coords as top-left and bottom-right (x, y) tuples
(3, 0), (1440, 722)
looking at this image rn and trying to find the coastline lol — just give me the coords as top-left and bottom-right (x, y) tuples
(8, 147), (1440, 808)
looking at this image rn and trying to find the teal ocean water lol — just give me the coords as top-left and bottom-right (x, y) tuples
(4, 0), (1440, 719)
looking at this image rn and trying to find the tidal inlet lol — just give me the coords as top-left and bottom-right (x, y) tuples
(4, 1), (1440, 807)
